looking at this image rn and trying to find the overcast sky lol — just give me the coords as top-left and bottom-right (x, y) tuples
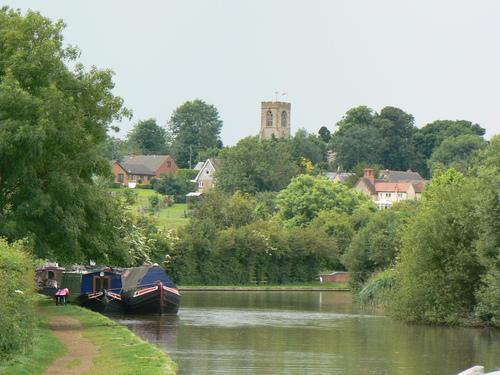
(6, 0), (500, 144)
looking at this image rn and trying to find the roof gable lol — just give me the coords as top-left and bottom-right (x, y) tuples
(194, 158), (218, 182)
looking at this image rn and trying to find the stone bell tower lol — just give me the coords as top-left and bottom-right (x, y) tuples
(259, 101), (291, 140)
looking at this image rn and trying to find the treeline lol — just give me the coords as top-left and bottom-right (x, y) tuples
(331, 106), (486, 178)
(165, 177), (374, 284)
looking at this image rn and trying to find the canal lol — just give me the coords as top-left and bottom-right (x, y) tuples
(115, 291), (500, 374)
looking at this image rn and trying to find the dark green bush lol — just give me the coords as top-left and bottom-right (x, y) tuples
(0, 239), (36, 360)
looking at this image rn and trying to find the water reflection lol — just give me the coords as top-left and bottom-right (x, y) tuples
(115, 291), (500, 375)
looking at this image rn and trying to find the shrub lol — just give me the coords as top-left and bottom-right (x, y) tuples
(0, 239), (36, 360)
(121, 188), (138, 205)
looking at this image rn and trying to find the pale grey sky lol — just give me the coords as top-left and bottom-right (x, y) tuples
(6, 0), (500, 144)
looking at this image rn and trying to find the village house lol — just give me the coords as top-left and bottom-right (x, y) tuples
(355, 168), (426, 209)
(192, 158), (218, 192)
(111, 154), (178, 186)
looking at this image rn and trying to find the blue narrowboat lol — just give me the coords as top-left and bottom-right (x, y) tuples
(121, 265), (180, 315)
(76, 268), (126, 314)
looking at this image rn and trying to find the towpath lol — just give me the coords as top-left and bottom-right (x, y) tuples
(43, 316), (98, 375)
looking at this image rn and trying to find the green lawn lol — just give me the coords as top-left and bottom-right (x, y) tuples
(112, 187), (189, 229)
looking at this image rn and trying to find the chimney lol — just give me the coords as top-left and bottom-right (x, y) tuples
(364, 168), (375, 183)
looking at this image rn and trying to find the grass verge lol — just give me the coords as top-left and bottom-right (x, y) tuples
(41, 300), (176, 375)
(0, 297), (176, 375)
(0, 310), (66, 375)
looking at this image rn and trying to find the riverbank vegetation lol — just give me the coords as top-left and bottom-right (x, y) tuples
(0, 240), (37, 363)
(359, 139), (500, 327)
(0, 297), (176, 374)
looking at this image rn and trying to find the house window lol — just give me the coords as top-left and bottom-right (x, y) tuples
(266, 110), (273, 127)
(281, 111), (287, 127)
(167, 161), (171, 167)
(397, 193), (403, 198)
(199, 181), (204, 188)
(118, 174), (124, 183)
(385, 193), (391, 197)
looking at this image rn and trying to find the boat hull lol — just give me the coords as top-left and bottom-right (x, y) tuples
(123, 285), (180, 315)
(77, 291), (126, 314)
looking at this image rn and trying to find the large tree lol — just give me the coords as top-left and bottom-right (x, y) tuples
(414, 120), (485, 160)
(331, 106), (384, 170)
(290, 128), (327, 166)
(0, 8), (130, 262)
(127, 118), (168, 155)
(276, 174), (374, 227)
(390, 170), (485, 324)
(428, 134), (485, 175)
(374, 106), (416, 171)
(167, 99), (223, 167)
(216, 137), (300, 194)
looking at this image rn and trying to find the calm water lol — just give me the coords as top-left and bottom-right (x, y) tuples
(115, 291), (500, 374)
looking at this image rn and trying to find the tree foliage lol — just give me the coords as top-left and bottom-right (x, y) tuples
(0, 8), (130, 262)
(428, 134), (485, 175)
(413, 120), (485, 161)
(343, 203), (417, 288)
(127, 118), (168, 155)
(318, 126), (331, 143)
(152, 169), (197, 203)
(160, 190), (341, 284)
(167, 99), (223, 168)
(0, 239), (35, 359)
(291, 128), (327, 167)
(331, 106), (383, 170)
(277, 174), (374, 227)
(216, 137), (299, 194)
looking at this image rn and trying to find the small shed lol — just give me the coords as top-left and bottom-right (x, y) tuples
(319, 271), (351, 283)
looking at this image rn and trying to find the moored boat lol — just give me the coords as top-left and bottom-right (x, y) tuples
(75, 268), (126, 314)
(36, 263), (65, 297)
(121, 265), (180, 314)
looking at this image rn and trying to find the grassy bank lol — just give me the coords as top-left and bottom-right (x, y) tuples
(0, 298), (176, 375)
(180, 282), (350, 291)
(0, 314), (66, 375)
(113, 187), (189, 229)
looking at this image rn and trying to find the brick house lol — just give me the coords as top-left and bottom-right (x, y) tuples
(111, 155), (177, 186)
(355, 168), (426, 209)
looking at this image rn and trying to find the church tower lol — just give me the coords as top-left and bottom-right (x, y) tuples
(259, 101), (291, 140)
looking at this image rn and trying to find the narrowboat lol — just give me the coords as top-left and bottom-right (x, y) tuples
(121, 265), (180, 314)
(75, 268), (126, 314)
(36, 264), (65, 297)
